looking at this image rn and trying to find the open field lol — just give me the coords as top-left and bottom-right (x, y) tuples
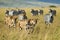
(0, 7), (60, 40)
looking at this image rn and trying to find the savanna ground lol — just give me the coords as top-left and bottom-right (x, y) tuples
(0, 7), (60, 40)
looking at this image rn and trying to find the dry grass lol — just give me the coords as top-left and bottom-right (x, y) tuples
(0, 7), (60, 40)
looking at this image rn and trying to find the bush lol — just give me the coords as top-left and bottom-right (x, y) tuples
(49, 5), (57, 8)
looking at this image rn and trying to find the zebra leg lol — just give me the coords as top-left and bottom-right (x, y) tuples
(26, 25), (31, 34)
(28, 27), (34, 34)
(5, 21), (6, 24)
(19, 27), (22, 30)
(26, 24), (30, 30)
(48, 23), (51, 27)
(18, 22), (22, 31)
(45, 21), (47, 28)
(19, 24), (22, 30)
(45, 21), (47, 24)
(13, 24), (16, 28)
(31, 28), (34, 33)
(9, 25), (11, 28)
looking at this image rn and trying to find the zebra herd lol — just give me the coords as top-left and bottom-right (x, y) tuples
(4, 9), (56, 33)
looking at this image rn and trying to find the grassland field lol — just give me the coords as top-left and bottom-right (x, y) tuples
(0, 7), (60, 40)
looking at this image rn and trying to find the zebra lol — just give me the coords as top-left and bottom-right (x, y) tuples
(44, 12), (54, 26)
